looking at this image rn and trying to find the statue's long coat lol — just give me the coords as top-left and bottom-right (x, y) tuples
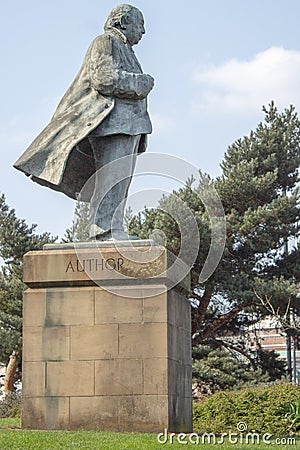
(13, 28), (150, 201)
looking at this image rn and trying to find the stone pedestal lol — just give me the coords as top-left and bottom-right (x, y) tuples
(22, 241), (192, 432)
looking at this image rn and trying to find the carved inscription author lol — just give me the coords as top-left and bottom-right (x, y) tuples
(14, 4), (154, 240)
(66, 257), (124, 273)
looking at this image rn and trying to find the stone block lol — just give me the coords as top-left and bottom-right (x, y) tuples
(95, 359), (143, 395)
(46, 361), (94, 396)
(22, 362), (45, 397)
(167, 290), (178, 327)
(182, 329), (192, 365)
(119, 323), (167, 358)
(45, 287), (94, 326)
(168, 359), (192, 399)
(168, 359), (179, 396)
(23, 327), (42, 361)
(22, 397), (70, 430)
(183, 298), (192, 333)
(70, 396), (120, 431)
(168, 290), (191, 330)
(23, 326), (70, 361)
(43, 327), (70, 361)
(168, 396), (192, 432)
(183, 364), (193, 398)
(23, 245), (168, 287)
(118, 395), (168, 432)
(71, 324), (118, 360)
(143, 358), (168, 395)
(168, 324), (182, 362)
(95, 288), (142, 323)
(143, 292), (167, 323)
(23, 289), (46, 326)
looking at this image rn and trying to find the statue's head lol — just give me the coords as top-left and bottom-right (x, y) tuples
(104, 4), (145, 46)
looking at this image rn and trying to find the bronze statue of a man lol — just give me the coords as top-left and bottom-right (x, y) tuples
(14, 4), (154, 240)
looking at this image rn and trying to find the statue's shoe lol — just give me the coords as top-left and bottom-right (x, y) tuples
(104, 231), (140, 241)
(90, 229), (140, 241)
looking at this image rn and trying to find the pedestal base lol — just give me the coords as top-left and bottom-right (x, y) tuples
(22, 242), (192, 432)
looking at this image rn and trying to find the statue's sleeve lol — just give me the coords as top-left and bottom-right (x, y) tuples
(89, 35), (151, 100)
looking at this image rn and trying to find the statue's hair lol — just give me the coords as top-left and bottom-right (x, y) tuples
(104, 4), (141, 30)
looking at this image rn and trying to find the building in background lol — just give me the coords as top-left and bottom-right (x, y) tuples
(248, 317), (300, 384)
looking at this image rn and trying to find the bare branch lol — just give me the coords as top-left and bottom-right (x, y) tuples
(254, 289), (300, 332)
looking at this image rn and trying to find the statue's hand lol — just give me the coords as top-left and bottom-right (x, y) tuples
(144, 74), (155, 93)
(110, 70), (155, 100)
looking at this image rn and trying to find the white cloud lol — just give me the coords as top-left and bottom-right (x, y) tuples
(193, 47), (300, 115)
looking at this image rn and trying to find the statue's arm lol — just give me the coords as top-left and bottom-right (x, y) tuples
(89, 35), (154, 100)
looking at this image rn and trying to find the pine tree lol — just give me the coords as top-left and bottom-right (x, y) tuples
(63, 201), (90, 242)
(0, 194), (55, 366)
(129, 103), (300, 358)
(124, 206), (134, 233)
(192, 343), (286, 397)
(192, 344), (270, 395)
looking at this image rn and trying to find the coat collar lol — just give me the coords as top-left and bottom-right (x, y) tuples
(106, 27), (128, 45)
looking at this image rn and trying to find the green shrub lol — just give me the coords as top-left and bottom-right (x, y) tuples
(0, 393), (21, 418)
(193, 382), (300, 436)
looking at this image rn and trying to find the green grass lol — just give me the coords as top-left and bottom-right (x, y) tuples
(0, 417), (20, 428)
(0, 419), (299, 449)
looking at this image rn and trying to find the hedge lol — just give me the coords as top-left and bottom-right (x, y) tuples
(193, 382), (300, 436)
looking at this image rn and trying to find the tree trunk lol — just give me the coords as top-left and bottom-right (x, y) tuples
(201, 303), (246, 340)
(191, 284), (214, 335)
(4, 351), (18, 394)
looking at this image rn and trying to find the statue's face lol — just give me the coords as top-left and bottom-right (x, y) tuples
(123, 10), (145, 46)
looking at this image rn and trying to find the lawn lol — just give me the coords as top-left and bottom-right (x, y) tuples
(0, 419), (299, 449)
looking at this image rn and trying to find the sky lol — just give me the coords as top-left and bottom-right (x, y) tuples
(2, 0), (300, 239)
